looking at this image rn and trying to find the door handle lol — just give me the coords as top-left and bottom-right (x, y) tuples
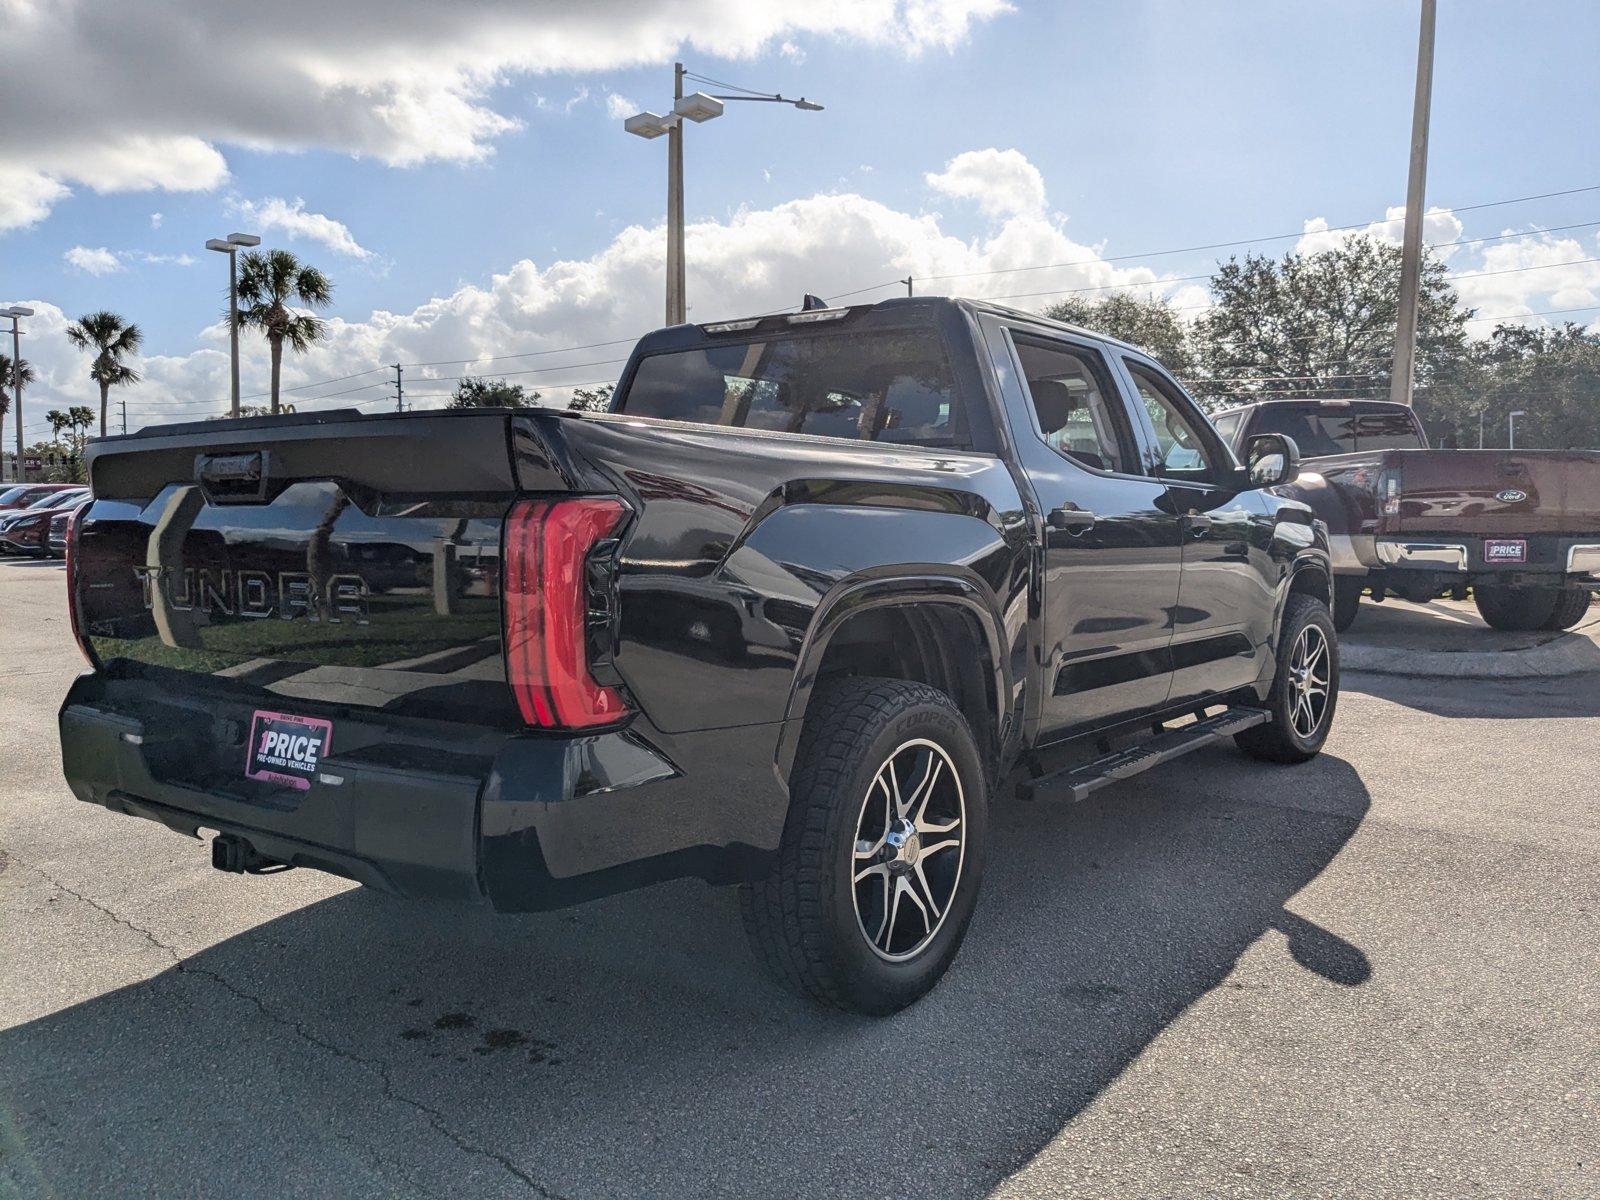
(1184, 513), (1213, 537)
(1048, 504), (1096, 535)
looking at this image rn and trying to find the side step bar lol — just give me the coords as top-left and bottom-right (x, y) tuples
(1019, 706), (1270, 803)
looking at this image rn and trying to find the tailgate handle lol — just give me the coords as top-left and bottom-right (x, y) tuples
(195, 450), (272, 503)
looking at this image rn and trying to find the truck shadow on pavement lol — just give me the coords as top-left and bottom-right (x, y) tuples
(3, 753), (1371, 1200)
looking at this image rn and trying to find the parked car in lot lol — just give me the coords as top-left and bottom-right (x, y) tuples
(0, 489), (89, 556)
(59, 297), (1340, 1014)
(45, 494), (94, 558)
(1212, 399), (1600, 631)
(0, 482), (80, 512)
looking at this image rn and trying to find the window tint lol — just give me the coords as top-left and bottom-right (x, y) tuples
(1124, 363), (1217, 483)
(1246, 406), (1424, 455)
(0, 487), (28, 505)
(1014, 338), (1132, 473)
(617, 329), (967, 447)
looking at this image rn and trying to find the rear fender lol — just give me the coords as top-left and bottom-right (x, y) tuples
(775, 568), (1011, 783)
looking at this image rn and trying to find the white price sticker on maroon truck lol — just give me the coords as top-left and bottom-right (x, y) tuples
(246, 710), (332, 790)
(1483, 538), (1528, 564)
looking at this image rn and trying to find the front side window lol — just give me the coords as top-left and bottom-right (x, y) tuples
(1014, 338), (1133, 473)
(1211, 410), (1244, 446)
(1124, 362), (1219, 483)
(617, 329), (967, 448)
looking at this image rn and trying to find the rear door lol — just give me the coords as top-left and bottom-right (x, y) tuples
(979, 317), (1182, 736)
(1114, 355), (1276, 707)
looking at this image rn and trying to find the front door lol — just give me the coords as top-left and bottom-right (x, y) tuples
(984, 324), (1184, 738)
(1117, 355), (1277, 706)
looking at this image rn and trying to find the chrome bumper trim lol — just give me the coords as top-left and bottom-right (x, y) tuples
(1375, 541), (1468, 570)
(1568, 544), (1600, 575)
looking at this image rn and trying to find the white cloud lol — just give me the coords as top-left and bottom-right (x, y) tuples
(139, 252), (197, 267)
(11, 151), (1592, 438)
(926, 148), (1047, 219)
(228, 196), (373, 259)
(605, 92), (638, 120)
(63, 246), (123, 276)
(0, 0), (1010, 230)
(150, 212), (163, 228)
(1295, 204), (1464, 257)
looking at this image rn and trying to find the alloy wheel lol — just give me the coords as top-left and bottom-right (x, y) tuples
(1287, 623), (1331, 740)
(851, 738), (966, 962)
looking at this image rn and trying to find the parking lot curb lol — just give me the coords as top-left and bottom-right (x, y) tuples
(1341, 623), (1600, 679)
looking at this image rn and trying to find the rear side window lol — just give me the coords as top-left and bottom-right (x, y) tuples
(618, 329), (968, 448)
(1246, 406), (1424, 455)
(1013, 337), (1135, 473)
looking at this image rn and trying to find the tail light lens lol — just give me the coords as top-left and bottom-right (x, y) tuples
(1379, 467), (1403, 518)
(64, 504), (96, 667)
(503, 496), (631, 730)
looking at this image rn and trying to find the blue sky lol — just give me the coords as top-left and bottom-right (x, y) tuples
(3, 0), (1598, 427)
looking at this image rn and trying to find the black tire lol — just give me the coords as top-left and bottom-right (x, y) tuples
(739, 676), (987, 1016)
(1332, 576), (1363, 633)
(1541, 586), (1594, 632)
(1473, 584), (1559, 632)
(1236, 594), (1339, 764)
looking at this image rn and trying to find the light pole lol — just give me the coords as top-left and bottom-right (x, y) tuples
(1508, 409), (1526, 449)
(1390, 0), (1437, 407)
(624, 64), (823, 325)
(206, 231), (261, 417)
(3, 306), (33, 479)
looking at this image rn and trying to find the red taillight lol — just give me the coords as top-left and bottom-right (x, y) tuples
(503, 496), (631, 729)
(64, 504), (95, 667)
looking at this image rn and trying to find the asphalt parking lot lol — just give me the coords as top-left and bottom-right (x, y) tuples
(2, 556), (1595, 1199)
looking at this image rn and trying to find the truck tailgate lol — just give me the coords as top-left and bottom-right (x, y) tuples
(77, 409), (523, 729)
(1385, 449), (1600, 536)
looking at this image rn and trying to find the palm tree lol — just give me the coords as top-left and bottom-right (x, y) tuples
(0, 352), (36, 457)
(46, 408), (70, 450)
(66, 311), (142, 437)
(235, 249), (333, 413)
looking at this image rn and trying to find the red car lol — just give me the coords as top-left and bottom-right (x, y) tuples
(0, 483), (79, 512)
(0, 489), (89, 556)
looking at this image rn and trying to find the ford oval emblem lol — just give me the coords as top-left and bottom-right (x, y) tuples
(1495, 488), (1528, 504)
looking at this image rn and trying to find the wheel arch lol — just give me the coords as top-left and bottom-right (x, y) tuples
(776, 569), (1011, 786)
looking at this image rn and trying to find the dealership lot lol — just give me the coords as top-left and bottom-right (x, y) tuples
(1, 556), (1595, 1199)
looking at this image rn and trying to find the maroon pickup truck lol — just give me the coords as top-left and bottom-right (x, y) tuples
(1213, 400), (1600, 633)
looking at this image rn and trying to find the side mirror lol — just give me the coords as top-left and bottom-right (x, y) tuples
(1244, 433), (1301, 488)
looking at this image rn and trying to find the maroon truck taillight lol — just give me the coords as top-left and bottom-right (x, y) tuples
(64, 505), (96, 667)
(502, 496), (631, 729)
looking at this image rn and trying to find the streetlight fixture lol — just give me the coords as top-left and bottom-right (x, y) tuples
(624, 63), (824, 325)
(2, 306), (33, 477)
(206, 231), (260, 417)
(1508, 409), (1527, 449)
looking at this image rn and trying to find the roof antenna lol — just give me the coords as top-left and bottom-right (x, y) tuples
(801, 293), (828, 311)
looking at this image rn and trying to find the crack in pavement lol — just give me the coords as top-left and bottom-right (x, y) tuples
(16, 858), (570, 1200)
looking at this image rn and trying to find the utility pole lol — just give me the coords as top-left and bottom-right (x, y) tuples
(1389, 0), (1437, 407)
(3, 307), (32, 476)
(121, 394), (127, 436)
(393, 363), (404, 412)
(904, 277), (914, 297)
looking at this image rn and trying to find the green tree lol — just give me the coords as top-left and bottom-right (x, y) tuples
(447, 377), (537, 409)
(1041, 294), (1197, 376)
(0, 352), (35, 454)
(236, 249), (333, 414)
(1190, 236), (1469, 411)
(567, 384), (614, 413)
(46, 408), (71, 450)
(1420, 322), (1600, 449)
(65, 311), (143, 436)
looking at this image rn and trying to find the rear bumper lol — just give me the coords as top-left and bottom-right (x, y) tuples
(1374, 535), (1600, 584)
(59, 674), (792, 911)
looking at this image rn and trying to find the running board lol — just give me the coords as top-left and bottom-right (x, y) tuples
(1019, 707), (1270, 803)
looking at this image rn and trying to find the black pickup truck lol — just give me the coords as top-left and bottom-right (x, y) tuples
(60, 297), (1338, 1014)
